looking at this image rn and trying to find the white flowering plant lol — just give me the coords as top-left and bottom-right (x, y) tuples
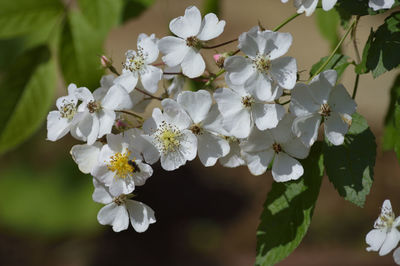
(2, 0), (400, 265)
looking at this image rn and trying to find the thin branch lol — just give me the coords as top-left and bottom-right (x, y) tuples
(202, 38), (238, 49)
(115, 110), (143, 119)
(135, 87), (163, 101)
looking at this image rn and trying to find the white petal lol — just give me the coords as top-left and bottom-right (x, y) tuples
(295, 0), (319, 16)
(394, 247), (400, 265)
(270, 57), (297, 90)
(366, 229), (387, 252)
(272, 152), (304, 182)
(56, 94), (77, 111)
(180, 130), (198, 161)
(308, 70), (337, 104)
(244, 72), (273, 102)
(369, 0), (394, 11)
(126, 200), (156, 233)
(224, 56), (254, 85)
(197, 13), (225, 41)
(292, 114), (322, 147)
(101, 85), (132, 110)
(328, 84), (357, 116)
(260, 31), (293, 60)
(197, 131), (230, 167)
(324, 112), (349, 146)
(100, 74), (115, 89)
(158, 36), (189, 67)
(70, 142), (102, 174)
(92, 178), (113, 204)
(161, 98), (192, 129)
(282, 138), (310, 159)
(98, 109), (115, 138)
(161, 149), (186, 171)
(137, 33), (159, 64)
(141, 65), (162, 93)
(177, 90), (212, 124)
(240, 127), (274, 153)
(242, 150), (274, 176)
(181, 48), (205, 78)
(97, 203), (129, 232)
(202, 104), (229, 135)
(219, 141), (246, 168)
(113, 72), (138, 93)
(109, 178), (135, 197)
(379, 229), (400, 256)
(238, 30), (259, 58)
(127, 129), (160, 164)
(290, 83), (321, 117)
(74, 86), (94, 103)
(253, 103), (285, 131)
(322, 0), (337, 10)
(46, 111), (70, 141)
(169, 6), (202, 38)
(133, 161), (153, 186)
(270, 114), (295, 144)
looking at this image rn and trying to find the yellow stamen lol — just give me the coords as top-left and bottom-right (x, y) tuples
(107, 151), (134, 179)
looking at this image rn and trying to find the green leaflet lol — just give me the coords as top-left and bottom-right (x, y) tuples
(0, 0), (64, 38)
(382, 74), (400, 150)
(309, 54), (351, 80)
(323, 113), (376, 207)
(204, 0), (220, 15)
(0, 45), (55, 154)
(356, 12), (400, 78)
(255, 142), (324, 266)
(59, 10), (105, 90)
(315, 8), (340, 51)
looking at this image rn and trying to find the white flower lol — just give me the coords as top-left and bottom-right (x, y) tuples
(92, 133), (153, 196)
(214, 82), (285, 139)
(143, 99), (197, 171)
(114, 33), (162, 93)
(290, 70), (356, 147)
(177, 90), (230, 167)
(369, 0), (394, 11)
(93, 178), (155, 233)
(46, 84), (85, 141)
(72, 82), (132, 145)
(240, 114), (310, 182)
(366, 199), (400, 256)
(70, 141), (102, 174)
(158, 6), (225, 78)
(394, 247), (400, 265)
(281, 0), (337, 16)
(124, 128), (160, 165)
(224, 27), (296, 101)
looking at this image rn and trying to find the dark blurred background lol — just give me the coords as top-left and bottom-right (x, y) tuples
(1, 0), (400, 265)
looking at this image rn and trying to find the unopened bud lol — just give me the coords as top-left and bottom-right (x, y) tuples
(100, 55), (113, 68)
(214, 53), (229, 68)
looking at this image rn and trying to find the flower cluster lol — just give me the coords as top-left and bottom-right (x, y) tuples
(47, 5), (357, 232)
(281, 0), (395, 16)
(366, 200), (400, 265)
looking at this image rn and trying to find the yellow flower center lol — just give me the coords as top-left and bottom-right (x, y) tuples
(253, 53), (271, 74)
(155, 121), (182, 153)
(107, 151), (137, 179)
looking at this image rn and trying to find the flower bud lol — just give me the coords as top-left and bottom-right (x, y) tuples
(100, 55), (113, 68)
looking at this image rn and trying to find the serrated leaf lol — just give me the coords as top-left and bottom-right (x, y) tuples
(358, 12), (400, 78)
(77, 0), (124, 34)
(323, 113), (376, 207)
(59, 10), (104, 90)
(0, 0), (64, 38)
(0, 45), (55, 154)
(382, 74), (400, 150)
(315, 8), (340, 51)
(121, 0), (155, 23)
(204, 0), (220, 15)
(255, 143), (324, 266)
(309, 54), (350, 79)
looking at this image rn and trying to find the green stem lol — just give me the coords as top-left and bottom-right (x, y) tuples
(273, 13), (302, 32)
(308, 19), (357, 83)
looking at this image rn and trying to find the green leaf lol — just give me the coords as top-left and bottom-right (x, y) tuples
(315, 8), (340, 51)
(358, 12), (400, 78)
(204, 0), (220, 15)
(0, 45), (55, 154)
(382, 74), (400, 150)
(0, 0), (64, 38)
(323, 113), (376, 207)
(121, 0), (155, 23)
(355, 29), (373, 75)
(309, 54), (351, 79)
(59, 10), (105, 90)
(77, 0), (124, 34)
(256, 143), (324, 266)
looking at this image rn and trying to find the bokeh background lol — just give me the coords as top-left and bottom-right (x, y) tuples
(1, 0), (400, 265)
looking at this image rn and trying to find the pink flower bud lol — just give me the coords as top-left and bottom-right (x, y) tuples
(100, 55), (112, 68)
(213, 54), (222, 63)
